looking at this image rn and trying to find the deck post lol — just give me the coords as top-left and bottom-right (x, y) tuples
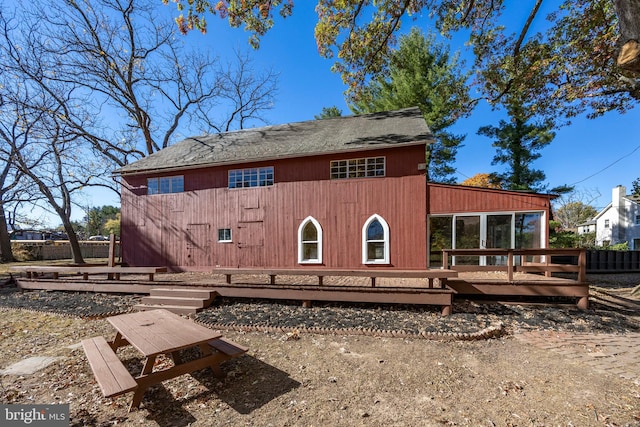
(578, 250), (586, 283)
(442, 249), (450, 269)
(441, 305), (452, 316)
(318, 276), (324, 286)
(545, 252), (552, 277)
(507, 250), (514, 282)
(108, 234), (117, 267)
(269, 275), (276, 285)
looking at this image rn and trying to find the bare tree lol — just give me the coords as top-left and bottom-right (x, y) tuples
(0, 80), (100, 263)
(27, 0), (276, 164)
(0, 143), (23, 262)
(553, 189), (601, 231)
(0, 0), (277, 262)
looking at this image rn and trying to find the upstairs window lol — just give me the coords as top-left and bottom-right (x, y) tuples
(298, 216), (322, 264)
(229, 166), (274, 189)
(604, 219), (610, 228)
(147, 175), (184, 195)
(362, 214), (390, 264)
(636, 215), (640, 225)
(330, 157), (385, 179)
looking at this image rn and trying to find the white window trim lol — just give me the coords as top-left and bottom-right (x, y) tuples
(330, 156), (386, 180)
(362, 214), (390, 264)
(147, 175), (184, 195)
(217, 228), (233, 243)
(298, 216), (322, 264)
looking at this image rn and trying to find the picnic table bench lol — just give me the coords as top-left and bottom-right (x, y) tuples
(212, 267), (458, 288)
(82, 309), (248, 411)
(10, 265), (167, 281)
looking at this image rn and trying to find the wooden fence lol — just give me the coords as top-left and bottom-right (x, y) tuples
(441, 248), (640, 274)
(584, 250), (640, 272)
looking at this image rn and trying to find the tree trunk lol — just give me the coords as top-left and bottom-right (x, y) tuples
(614, 0), (640, 72)
(60, 218), (85, 264)
(0, 204), (14, 262)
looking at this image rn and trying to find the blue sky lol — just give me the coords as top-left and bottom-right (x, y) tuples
(185, 2), (640, 211)
(42, 2), (640, 225)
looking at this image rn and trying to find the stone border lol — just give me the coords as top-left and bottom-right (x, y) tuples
(196, 319), (506, 341)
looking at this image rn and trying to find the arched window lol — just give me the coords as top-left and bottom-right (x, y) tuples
(362, 214), (390, 264)
(298, 216), (322, 264)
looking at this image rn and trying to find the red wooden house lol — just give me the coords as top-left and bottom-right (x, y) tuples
(116, 107), (554, 271)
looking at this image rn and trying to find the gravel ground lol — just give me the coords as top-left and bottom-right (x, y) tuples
(1, 273), (639, 426)
(1, 272), (638, 337)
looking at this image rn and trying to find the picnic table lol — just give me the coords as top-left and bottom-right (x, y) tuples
(82, 309), (248, 411)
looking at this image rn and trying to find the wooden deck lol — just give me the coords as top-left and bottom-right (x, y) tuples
(441, 248), (589, 309)
(14, 268), (458, 315)
(11, 249), (590, 313)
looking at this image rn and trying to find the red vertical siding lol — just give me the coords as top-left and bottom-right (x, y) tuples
(121, 174), (428, 270)
(427, 183), (553, 214)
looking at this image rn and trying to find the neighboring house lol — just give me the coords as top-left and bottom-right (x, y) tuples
(116, 107), (555, 271)
(587, 185), (640, 249)
(576, 220), (596, 235)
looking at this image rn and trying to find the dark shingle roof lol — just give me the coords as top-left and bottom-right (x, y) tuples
(116, 107), (432, 175)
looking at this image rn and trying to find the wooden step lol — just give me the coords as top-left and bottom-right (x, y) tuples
(133, 304), (199, 315)
(149, 287), (218, 300)
(140, 296), (207, 308)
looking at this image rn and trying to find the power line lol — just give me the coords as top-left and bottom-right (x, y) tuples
(569, 144), (640, 186)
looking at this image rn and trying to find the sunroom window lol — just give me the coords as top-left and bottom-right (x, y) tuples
(298, 217), (322, 264)
(362, 214), (390, 264)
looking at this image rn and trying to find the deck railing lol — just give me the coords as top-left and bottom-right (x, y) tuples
(441, 248), (586, 283)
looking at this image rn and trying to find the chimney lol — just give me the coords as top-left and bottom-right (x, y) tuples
(612, 185), (626, 209)
(612, 185), (627, 243)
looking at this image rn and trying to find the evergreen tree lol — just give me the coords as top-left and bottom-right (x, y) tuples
(477, 101), (554, 192)
(350, 28), (472, 183)
(315, 106), (343, 120)
(632, 178), (640, 196)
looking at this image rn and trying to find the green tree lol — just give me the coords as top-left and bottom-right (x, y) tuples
(85, 206), (120, 237)
(350, 28), (471, 183)
(166, 1), (640, 119)
(477, 100), (554, 192)
(104, 213), (121, 237)
(315, 106), (343, 119)
(632, 178), (640, 196)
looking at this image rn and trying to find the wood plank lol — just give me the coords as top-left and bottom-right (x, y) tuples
(209, 337), (249, 357)
(107, 310), (221, 357)
(82, 336), (137, 398)
(212, 268), (457, 279)
(211, 284), (454, 306)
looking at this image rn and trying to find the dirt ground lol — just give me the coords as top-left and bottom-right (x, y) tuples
(0, 272), (639, 426)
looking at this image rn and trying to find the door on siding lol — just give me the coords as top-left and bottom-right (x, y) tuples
(454, 215), (481, 265)
(237, 221), (264, 267)
(485, 214), (513, 266)
(185, 223), (212, 267)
